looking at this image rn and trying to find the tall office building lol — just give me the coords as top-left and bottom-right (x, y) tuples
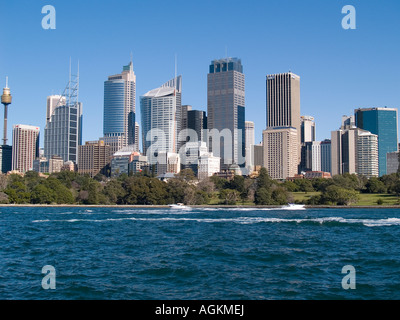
(245, 121), (255, 172)
(266, 72), (301, 141)
(320, 139), (332, 174)
(299, 116), (316, 172)
(355, 107), (399, 176)
(141, 76), (182, 164)
(44, 67), (83, 164)
(187, 110), (207, 143)
(331, 117), (379, 178)
(253, 144), (264, 170)
(134, 122), (140, 152)
(300, 116), (316, 143)
(301, 141), (321, 172)
(102, 61), (136, 154)
(12, 124), (40, 173)
(263, 127), (298, 180)
(44, 102), (83, 163)
(207, 57), (245, 169)
(356, 130), (379, 178)
(265, 72), (301, 178)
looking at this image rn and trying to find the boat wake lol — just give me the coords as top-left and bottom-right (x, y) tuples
(32, 216), (400, 227)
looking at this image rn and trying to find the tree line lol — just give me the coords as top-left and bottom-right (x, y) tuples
(0, 168), (399, 206)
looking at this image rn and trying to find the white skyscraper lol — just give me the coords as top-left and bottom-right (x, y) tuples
(245, 121), (255, 173)
(140, 76), (182, 165)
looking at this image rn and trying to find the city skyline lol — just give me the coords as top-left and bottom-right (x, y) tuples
(1, 0), (400, 150)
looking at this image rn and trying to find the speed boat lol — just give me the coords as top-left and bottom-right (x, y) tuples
(281, 203), (306, 210)
(169, 203), (190, 209)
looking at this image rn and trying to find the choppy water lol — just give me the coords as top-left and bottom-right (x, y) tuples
(1, 206), (400, 300)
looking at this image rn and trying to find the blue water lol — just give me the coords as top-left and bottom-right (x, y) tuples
(1, 206), (400, 300)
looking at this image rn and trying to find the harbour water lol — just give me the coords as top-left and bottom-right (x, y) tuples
(1, 206), (400, 300)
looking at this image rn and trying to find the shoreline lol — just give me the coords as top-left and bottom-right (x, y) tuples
(1, 204), (400, 209)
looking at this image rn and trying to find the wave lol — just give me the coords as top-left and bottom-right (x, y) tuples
(31, 216), (400, 227)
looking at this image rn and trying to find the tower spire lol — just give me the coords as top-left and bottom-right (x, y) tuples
(1, 76), (12, 146)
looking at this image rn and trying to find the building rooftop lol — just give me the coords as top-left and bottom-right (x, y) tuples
(142, 76), (182, 98)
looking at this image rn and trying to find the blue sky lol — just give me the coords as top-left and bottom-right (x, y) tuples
(1, 0), (399, 148)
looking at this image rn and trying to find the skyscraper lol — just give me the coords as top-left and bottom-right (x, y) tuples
(187, 110), (207, 143)
(245, 121), (255, 172)
(134, 122), (140, 152)
(264, 72), (301, 178)
(44, 102), (83, 163)
(12, 124), (40, 173)
(207, 57), (245, 169)
(331, 117), (379, 178)
(355, 107), (399, 176)
(44, 66), (83, 164)
(102, 61), (136, 154)
(320, 139), (332, 174)
(300, 116), (316, 144)
(266, 72), (301, 139)
(356, 130), (379, 178)
(140, 76), (182, 164)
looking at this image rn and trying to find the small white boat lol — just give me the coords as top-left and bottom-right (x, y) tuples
(282, 203), (306, 210)
(169, 203), (190, 209)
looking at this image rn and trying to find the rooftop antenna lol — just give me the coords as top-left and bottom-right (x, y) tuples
(175, 53), (177, 81)
(77, 59), (80, 104)
(5, 76), (8, 88)
(69, 57), (72, 104)
(225, 46), (228, 59)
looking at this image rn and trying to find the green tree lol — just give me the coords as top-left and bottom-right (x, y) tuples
(381, 174), (400, 194)
(176, 168), (196, 182)
(219, 189), (240, 205)
(257, 168), (274, 190)
(254, 168), (274, 205)
(30, 184), (55, 204)
(294, 179), (314, 193)
(43, 177), (75, 204)
(103, 179), (126, 204)
(254, 187), (272, 205)
(365, 177), (387, 194)
(123, 176), (168, 205)
(321, 185), (359, 206)
(271, 186), (289, 205)
(4, 179), (31, 204)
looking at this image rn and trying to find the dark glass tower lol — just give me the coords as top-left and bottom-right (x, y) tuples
(355, 107), (399, 176)
(207, 57), (245, 169)
(187, 110), (207, 142)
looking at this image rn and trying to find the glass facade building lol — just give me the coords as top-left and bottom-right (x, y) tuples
(355, 107), (398, 176)
(44, 102), (82, 163)
(187, 110), (207, 142)
(207, 57), (245, 169)
(0, 145), (12, 173)
(103, 62), (136, 152)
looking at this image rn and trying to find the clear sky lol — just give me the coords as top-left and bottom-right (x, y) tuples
(1, 0), (400, 148)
